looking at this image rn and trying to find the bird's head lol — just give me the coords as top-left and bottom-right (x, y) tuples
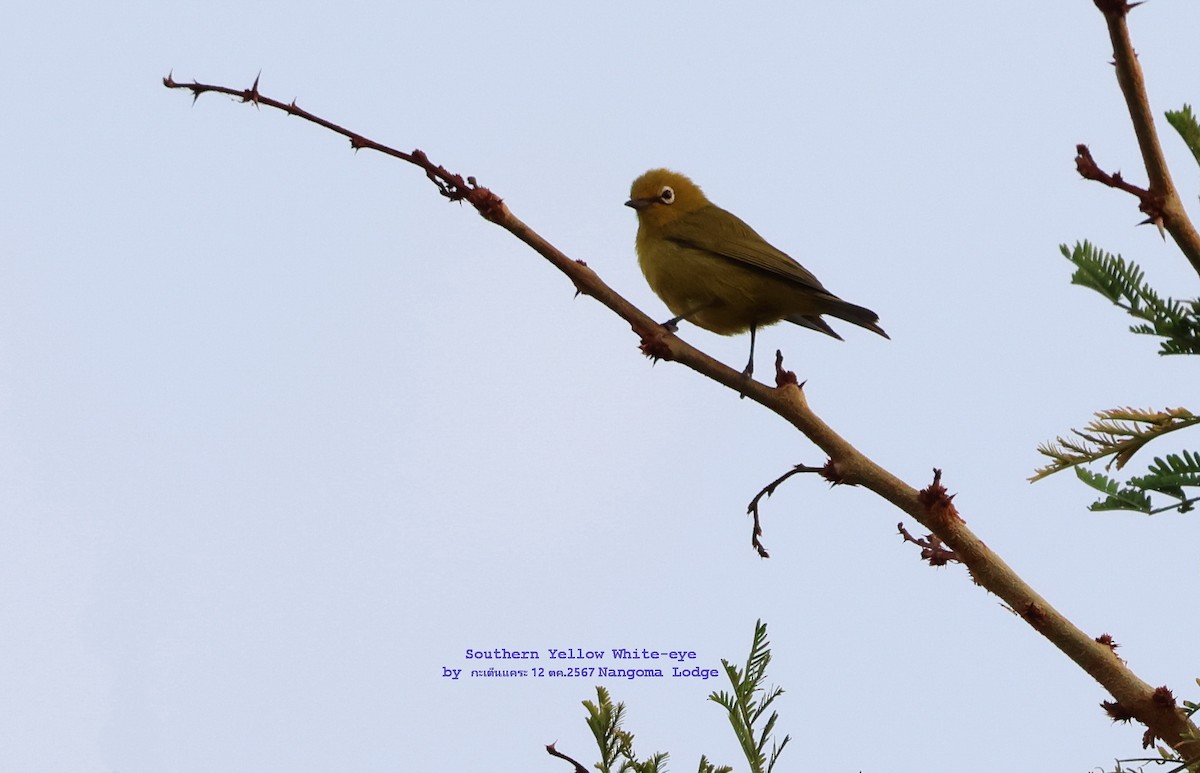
(625, 169), (708, 231)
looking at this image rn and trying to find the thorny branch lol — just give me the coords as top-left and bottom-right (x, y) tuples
(162, 72), (505, 219)
(165, 72), (1200, 761)
(1084, 1), (1200, 277)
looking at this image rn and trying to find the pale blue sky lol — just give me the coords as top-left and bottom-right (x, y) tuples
(3, 2), (1200, 772)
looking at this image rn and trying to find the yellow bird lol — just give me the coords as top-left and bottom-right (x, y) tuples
(626, 169), (888, 377)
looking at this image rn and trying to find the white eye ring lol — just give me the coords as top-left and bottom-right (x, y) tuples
(659, 186), (675, 204)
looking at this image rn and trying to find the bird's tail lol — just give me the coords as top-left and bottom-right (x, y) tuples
(829, 298), (889, 339)
(786, 298), (889, 340)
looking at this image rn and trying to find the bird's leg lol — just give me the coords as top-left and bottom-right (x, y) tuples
(659, 301), (712, 333)
(743, 324), (757, 378)
(735, 324), (758, 400)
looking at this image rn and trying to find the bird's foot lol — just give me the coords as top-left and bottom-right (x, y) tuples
(739, 363), (754, 399)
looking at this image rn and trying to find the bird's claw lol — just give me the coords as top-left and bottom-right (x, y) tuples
(739, 364), (754, 400)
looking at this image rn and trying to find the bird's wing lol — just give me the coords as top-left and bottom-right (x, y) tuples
(668, 204), (832, 294)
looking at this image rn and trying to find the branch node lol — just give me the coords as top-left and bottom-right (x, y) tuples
(1020, 601), (1047, 628)
(916, 468), (963, 524)
(1152, 686), (1177, 710)
(247, 71), (262, 109)
(773, 349), (800, 389)
(1093, 0), (1138, 17)
(1103, 699), (1136, 723)
(1094, 633), (1126, 663)
(897, 522), (960, 566)
(819, 458), (846, 485)
(570, 260), (594, 298)
(636, 325), (674, 364)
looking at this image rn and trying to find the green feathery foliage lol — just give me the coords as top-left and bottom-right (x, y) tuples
(1034, 410), (1200, 514)
(1060, 241), (1200, 355)
(1165, 104), (1200, 169)
(1042, 243), (1200, 514)
(573, 622), (789, 773)
(582, 686), (629, 772)
(1039, 176), (1200, 516)
(1033, 407), (1199, 480)
(708, 621), (791, 773)
(695, 756), (733, 773)
(1055, 96), (1200, 761)
(582, 686), (671, 773)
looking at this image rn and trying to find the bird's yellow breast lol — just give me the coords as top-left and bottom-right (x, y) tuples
(635, 228), (821, 335)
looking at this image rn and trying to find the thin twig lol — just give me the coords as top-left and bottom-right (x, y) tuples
(746, 464), (826, 558)
(163, 72), (505, 217)
(896, 522), (960, 566)
(544, 742), (588, 773)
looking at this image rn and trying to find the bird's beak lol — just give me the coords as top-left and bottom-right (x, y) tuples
(625, 197), (654, 211)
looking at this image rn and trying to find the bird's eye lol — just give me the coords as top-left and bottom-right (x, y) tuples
(659, 186), (675, 204)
